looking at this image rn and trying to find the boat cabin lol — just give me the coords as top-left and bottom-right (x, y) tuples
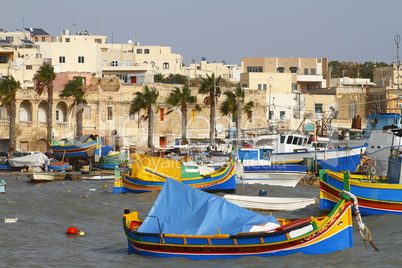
(238, 147), (272, 166)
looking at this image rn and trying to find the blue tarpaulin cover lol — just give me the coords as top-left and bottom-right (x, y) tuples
(138, 178), (279, 235)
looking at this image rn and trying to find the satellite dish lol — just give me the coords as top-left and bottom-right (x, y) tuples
(128, 40), (133, 45)
(215, 124), (224, 133)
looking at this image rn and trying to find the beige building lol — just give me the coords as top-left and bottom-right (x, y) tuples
(185, 60), (241, 83)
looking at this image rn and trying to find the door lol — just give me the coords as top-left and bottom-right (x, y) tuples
(130, 76), (137, 83)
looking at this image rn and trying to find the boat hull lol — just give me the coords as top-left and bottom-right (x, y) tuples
(123, 199), (353, 260)
(28, 173), (56, 183)
(272, 144), (367, 172)
(240, 171), (305, 187)
(113, 156), (237, 193)
(319, 169), (402, 215)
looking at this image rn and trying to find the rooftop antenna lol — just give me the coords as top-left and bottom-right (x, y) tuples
(395, 34), (400, 89)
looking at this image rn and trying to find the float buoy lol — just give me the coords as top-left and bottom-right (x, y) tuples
(103, 185), (108, 188)
(16, 176), (20, 180)
(66, 226), (79, 234)
(66, 226), (85, 235)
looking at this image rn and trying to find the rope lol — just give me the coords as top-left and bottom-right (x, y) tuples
(341, 190), (379, 251)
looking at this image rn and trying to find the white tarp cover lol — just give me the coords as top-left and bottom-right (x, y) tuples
(8, 152), (50, 167)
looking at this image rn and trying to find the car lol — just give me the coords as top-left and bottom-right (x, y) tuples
(0, 152), (10, 165)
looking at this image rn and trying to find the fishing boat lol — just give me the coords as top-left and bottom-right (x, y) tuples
(48, 158), (70, 171)
(320, 128), (402, 215)
(122, 177), (359, 260)
(235, 146), (307, 187)
(113, 153), (236, 193)
(50, 135), (101, 162)
(223, 194), (317, 211)
(233, 132), (367, 173)
(98, 150), (128, 169)
(28, 172), (56, 183)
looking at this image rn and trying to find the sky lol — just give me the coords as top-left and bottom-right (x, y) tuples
(3, 0), (402, 66)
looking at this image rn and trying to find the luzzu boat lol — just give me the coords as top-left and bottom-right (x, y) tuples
(50, 135), (100, 162)
(122, 177), (362, 260)
(113, 153), (236, 193)
(320, 129), (402, 215)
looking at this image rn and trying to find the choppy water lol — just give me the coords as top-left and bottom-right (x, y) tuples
(1, 174), (400, 267)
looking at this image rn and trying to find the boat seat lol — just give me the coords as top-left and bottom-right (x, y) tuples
(275, 218), (311, 232)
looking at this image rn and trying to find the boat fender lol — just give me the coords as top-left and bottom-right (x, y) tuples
(259, 189), (267, 196)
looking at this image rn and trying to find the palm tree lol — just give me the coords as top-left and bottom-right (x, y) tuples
(129, 85), (159, 148)
(198, 73), (221, 140)
(220, 86), (254, 140)
(59, 77), (88, 137)
(166, 85), (201, 140)
(0, 75), (21, 153)
(34, 63), (56, 150)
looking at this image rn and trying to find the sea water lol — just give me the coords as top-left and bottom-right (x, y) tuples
(0, 174), (400, 268)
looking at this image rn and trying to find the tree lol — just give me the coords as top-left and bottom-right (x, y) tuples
(154, 73), (168, 83)
(59, 77), (88, 137)
(129, 85), (159, 148)
(0, 75), (20, 153)
(198, 73), (221, 140)
(220, 86), (254, 139)
(34, 63), (56, 150)
(166, 85), (201, 140)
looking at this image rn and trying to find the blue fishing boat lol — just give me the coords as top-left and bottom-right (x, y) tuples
(122, 177), (361, 260)
(50, 135), (101, 162)
(320, 128), (402, 215)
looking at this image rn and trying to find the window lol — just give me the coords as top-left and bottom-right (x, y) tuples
(125, 60), (132, 66)
(280, 111), (286, 120)
(59, 56), (65, 63)
(163, 62), (169, 69)
(289, 67), (298, 73)
(65, 38), (70, 42)
(248, 111), (252, 122)
(42, 37), (45, 42)
(129, 112), (135, 120)
(246, 66), (263, 72)
(258, 84), (262, 90)
(56, 110), (60, 121)
(311, 68), (316, 75)
(26, 65), (32, 70)
(73, 76), (86, 85)
(277, 67), (285, 73)
(349, 101), (356, 118)
(136, 49), (142, 54)
(36, 54), (42, 58)
(291, 83), (297, 90)
(6, 37), (13, 42)
(35, 37), (38, 42)
(263, 84), (267, 90)
(160, 108), (165, 121)
(315, 104), (323, 113)
(95, 39), (102, 44)
(107, 107), (113, 120)
(84, 105), (91, 119)
(78, 56), (84, 63)
(144, 49), (150, 54)
(191, 109), (196, 122)
(304, 68), (308, 75)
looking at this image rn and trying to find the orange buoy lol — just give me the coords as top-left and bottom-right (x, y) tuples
(66, 226), (79, 234)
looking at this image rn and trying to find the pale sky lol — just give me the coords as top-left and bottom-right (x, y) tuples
(3, 0), (402, 65)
